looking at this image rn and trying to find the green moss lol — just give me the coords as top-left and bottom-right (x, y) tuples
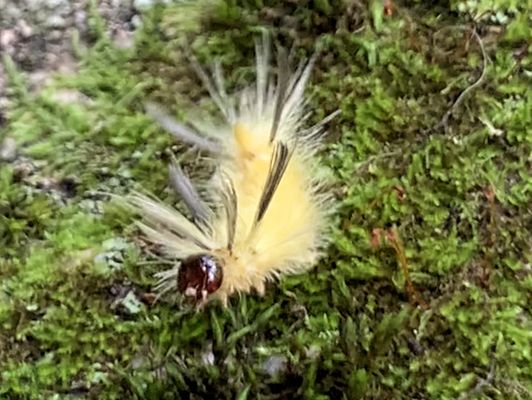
(0, 167), (55, 259)
(0, 1), (530, 399)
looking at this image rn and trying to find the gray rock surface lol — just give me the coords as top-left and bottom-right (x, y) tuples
(0, 0), (141, 122)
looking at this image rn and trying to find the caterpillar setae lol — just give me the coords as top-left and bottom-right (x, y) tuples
(125, 33), (338, 307)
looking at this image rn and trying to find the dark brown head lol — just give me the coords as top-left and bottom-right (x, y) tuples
(177, 254), (223, 302)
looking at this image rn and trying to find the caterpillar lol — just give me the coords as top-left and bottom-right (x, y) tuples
(125, 34), (337, 307)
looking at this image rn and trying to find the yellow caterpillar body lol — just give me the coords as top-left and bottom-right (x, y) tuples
(126, 35), (336, 306)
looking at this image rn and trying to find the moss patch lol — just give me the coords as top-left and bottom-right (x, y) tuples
(1, 1), (530, 399)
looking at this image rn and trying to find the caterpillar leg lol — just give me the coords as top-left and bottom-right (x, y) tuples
(196, 290), (209, 310)
(217, 292), (229, 307)
(254, 280), (266, 297)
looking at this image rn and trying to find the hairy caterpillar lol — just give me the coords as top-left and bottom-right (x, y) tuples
(125, 34), (337, 306)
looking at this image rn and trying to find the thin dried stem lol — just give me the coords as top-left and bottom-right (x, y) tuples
(427, 27), (488, 133)
(386, 228), (428, 309)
